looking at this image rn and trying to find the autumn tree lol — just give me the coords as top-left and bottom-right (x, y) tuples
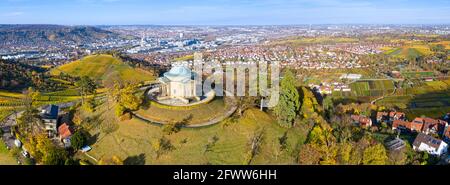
(236, 96), (258, 117)
(152, 136), (175, 159)
(23, 134), (67, 165)
(337, 142), (353, 164)
(112, 82), (142, 116)
(388, 148), (408, 165)
(245, 129), (265, 164)
(75, 76), (97, 105)
(362, 143), (388, 165)
(18, 87), (41, 134)
(299, 87), (322, 119)
(273, 70), (300, 127)
(98, 155), (124, 165)
(298, 144), (321, 165)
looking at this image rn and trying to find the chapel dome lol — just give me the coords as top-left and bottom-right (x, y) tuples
(163, 66), (193, 82)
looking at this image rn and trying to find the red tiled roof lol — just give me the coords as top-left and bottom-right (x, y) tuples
(412, 118), (424, 124)
(389, 112), (396, 117)
(445, 127), (450, 139)
(393, 120), (410, 129)
(351, 114), (372, 127)
(377, 112), (388, 119)
(58, 123), (72, 139)
(395, 112), (405, 118)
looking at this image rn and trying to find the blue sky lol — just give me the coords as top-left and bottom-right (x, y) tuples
(0, 0), (449, 25)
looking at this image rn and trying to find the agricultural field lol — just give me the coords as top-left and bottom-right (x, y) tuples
(174, 55), (194, 61)
(50, 54), (155, 84)
(383, 40), (449, 59)
(376, 78), (450, 119)
(401, 71), (435, 78)
(430, 41), (450, 49)
(271, 36), (359, 46)
(0, 88), (90, 121)
(384, 46), (431, 59)
(0, 91), (23, 121)
(300, 68), (378, 85)
(348, 80), (395, 97)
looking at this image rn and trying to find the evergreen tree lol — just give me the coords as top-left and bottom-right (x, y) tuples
(274, 70), (300, 127)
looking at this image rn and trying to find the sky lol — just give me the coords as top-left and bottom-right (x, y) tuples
(0, 0), (449, 25)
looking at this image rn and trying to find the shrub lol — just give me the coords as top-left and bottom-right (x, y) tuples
(71, 131), (88, 150)
(115, 104), (126, 116)
(119, 112), (132, 121)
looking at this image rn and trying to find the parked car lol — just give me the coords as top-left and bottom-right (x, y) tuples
(14, 139), (22, 148)
(21, 150), (29, 158)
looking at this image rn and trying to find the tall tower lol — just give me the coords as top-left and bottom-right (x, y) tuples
(141, 32), (146, 47)
(179, 32), (184, 39)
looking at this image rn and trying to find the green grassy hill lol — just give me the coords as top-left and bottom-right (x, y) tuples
(51, 54), (155, 83)
(77, 99), (308, 164)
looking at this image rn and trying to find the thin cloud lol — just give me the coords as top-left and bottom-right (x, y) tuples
(3, 11), (24, 17)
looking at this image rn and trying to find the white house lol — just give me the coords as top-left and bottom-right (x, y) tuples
(412, 133), (448, 156)
(40, 105), (59, 137)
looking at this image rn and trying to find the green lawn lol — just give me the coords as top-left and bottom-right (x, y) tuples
(136, 97), (232, 125)
(0, 141), (16, 165)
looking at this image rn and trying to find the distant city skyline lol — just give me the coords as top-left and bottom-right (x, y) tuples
(1, 0), (449, 25)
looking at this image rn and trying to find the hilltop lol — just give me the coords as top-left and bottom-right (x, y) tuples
(0, 59), (45, 90)
(0, 25), (118, 48)
(50, 54), (155, 83)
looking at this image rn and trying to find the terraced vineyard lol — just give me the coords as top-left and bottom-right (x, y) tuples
(383, 43), (434, 59)
(348, 80), (395, 97)
(0, 89), (88, 121)
(401, 71), (435, 78)
(0, 91), (23, 121)
(50, 54), (155, 84)
(376, 78), (450, 119)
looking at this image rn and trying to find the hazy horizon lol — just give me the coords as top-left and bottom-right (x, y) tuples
(1, 0), (449, 25)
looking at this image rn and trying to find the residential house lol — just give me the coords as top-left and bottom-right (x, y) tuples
(392, 120), (412, 131)
(443, 126), (450, 143)
(389, 111), (406, 121)
(443, 113), (450, 123)
(376, 111), (405, 124)
(58, 123), (73, 148)
(318, 86), (332, 95)
(40, 105), (59, 137)
(422, 118), (448, 136)
(351, 115), (373, 128)
(412, 133), (448, 156)
(410, 118), (426, 132)
(392, 119), (423, 132)
(376, 112), (389, 123)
